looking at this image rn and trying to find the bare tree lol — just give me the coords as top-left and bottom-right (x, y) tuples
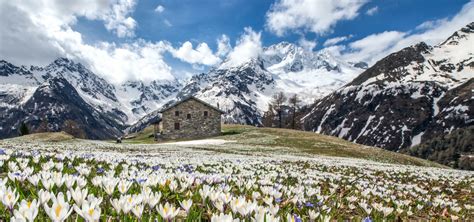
(288, 94), (301, 129)
(270, 92), (286, 128)
(262, 104), (275, 127)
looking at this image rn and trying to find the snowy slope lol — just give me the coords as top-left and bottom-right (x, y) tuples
(0, 58), (182, 138)
(303, 22), (474, 151)
(171, 42), (365, 126)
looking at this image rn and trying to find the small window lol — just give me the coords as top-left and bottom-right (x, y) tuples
(175, 111), (179, 116)
(174, 122), (180, 130)
(204, 111), (208, 117)
(187, 114), (191, 119)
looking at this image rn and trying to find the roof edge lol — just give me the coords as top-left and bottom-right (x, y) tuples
(159, 96), (225, 114)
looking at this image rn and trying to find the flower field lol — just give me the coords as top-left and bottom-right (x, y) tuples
(0, 138), (473, 221)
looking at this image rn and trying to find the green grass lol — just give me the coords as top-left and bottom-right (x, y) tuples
(219, 125), (445, 168)
(7, 131), (75, 142)
(121, 124), (445, 168)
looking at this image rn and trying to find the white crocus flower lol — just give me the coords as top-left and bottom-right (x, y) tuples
(180, 199), (193, 213)
(27, 174), (39, 186)
(2, 187), (19, 210)
(102, 179), (118, 195)
(308, 209), (319, 221)
(157, 202), (180, 221)
(211, 212), (237, 222)
(118, 180), (133, 194)
(110, 198), (122, 213)
(144, 191), (161, 209)
(131, 204), (144, 219)
(73, 201), (101, 222)
(13, 199), (39, 222)
(68, 187), (88, 207)
(43, 192), (73, 222)
(41, 178), (54, 190)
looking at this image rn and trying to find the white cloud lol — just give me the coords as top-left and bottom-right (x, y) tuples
(366, 6), (378, 16)
(163, 19), (173, 27)
(415, 19), (448, 31)
(266, 0), (369, 36)
(170, 41), (221, 66)
(222, 27), (262, 68)
(334, 1), (474, 64)
(0, 0), (173, 83)
(154, 5), (165, 13)
(342, 31), (406, 63)
(101, 0), (138, 38)
(298, 37), (317, 51)
(216, 34), (232, 57)
(323, 35), (353, 47)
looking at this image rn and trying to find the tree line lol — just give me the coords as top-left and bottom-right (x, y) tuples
(262, 92), (309, 130)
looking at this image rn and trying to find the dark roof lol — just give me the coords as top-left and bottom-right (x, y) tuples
(159, 96), (225, 114)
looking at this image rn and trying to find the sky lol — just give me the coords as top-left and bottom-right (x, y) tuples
(0, 0), (473, 83)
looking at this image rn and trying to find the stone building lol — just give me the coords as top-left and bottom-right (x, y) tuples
(153, 96), (224, 140)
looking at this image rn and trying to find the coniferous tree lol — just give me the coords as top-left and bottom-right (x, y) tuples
(19, 122), (29, 136)
(270, 92), (286, 128)
(262, 104), (275, 127)
(288, 94), (301, 129)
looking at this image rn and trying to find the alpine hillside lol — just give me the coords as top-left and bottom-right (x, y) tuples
(302, 23), (474, 164)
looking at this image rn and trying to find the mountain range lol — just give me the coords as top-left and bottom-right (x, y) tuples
(0, 22), (472, 168)
(1, 40), (365, 137)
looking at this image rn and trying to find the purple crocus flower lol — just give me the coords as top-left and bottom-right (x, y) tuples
(294, 215), (302, 222)
(363, 217), (372, 222)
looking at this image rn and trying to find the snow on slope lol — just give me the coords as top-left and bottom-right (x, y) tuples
(176, 42), (365, 125)
(303, 22), (474, 151)
(0, 58), (182, 126)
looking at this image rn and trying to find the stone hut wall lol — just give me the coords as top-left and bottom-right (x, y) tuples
(161, 99), (221, 140)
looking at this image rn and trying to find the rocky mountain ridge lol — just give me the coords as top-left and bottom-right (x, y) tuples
(302, 23), (473, 156)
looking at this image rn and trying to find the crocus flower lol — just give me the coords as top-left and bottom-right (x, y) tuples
(43, 192), (73, 222)
(13, 199), (39, 222)
(2, 187), (19, 210)
(157, 202), (180, 221)
(73, 201), (101, 222)
(180, 199), (193, 213)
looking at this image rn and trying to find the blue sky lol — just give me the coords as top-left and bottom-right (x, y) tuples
(74, 0), (469, 50)
(1, 0), (473, 82)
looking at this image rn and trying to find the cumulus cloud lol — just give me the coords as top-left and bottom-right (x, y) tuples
(222, 27), (262, 68)
(366, 6), (378, 16)
(323, 35), (353, 47)
(333, 1), (474, 64)
(298, 37), (317, 51)
(216, 35), (232, 57)
(101, 0), (138, 38)
(169, 41), (221, 66)
(342, 31), (406, 63)
(154, 5), (165, 13)
(266, 0), (369, 36)
(0, 0), (173, 83)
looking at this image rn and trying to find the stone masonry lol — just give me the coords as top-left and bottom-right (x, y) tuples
(158, 97), (222, 140)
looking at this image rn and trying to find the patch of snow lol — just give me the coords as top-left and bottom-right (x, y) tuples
(411, 131), (424, 147)
(159, 139), (234, 146)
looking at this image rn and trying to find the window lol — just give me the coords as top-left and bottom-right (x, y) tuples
(187, 114), (191, 119)
(174, 122), (180, 130)
(204, 111), (208, 117)
(175, 111), (179, 116)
